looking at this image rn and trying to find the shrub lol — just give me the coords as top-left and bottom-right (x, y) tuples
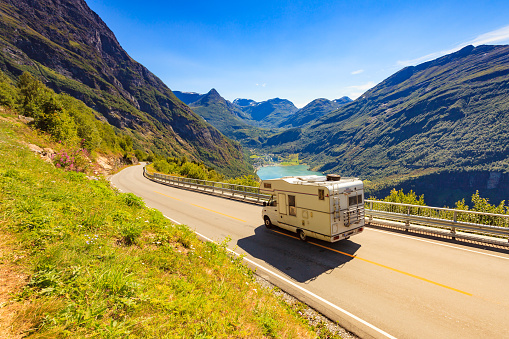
(0, 73), (17, 108)
(51, 148), (91, 172)
(134, 149), (146, 162)
(118, 222), (142, 246)
(120, 193), (145, 208)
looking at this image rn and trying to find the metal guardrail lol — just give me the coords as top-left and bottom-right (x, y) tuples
(365, 200), (509, 245)
(143, 167), (271, 204)
(143, 167), (509, 246)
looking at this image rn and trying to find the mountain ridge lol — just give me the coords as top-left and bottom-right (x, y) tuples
(183, 88), (272, 147)
(0, 0), (251, 177)
(279, 97), (353, 127)
(287, 44), (509, 205)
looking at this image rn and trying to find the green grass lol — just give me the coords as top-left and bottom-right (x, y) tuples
(0, 116), (321, 338)
(280, 154), (300, 166)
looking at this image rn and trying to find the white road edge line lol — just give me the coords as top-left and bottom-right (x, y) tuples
(367, 228), (509, 260)
(163, 215), (181, 225)
(163, 215), (397, 339)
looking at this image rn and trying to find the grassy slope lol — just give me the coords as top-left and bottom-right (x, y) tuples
(0, 113), (322, 338)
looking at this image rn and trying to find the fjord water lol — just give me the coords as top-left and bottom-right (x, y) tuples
(256, 165), (322, 180)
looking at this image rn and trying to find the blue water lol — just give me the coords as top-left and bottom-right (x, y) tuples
(256, 164), (323, 180)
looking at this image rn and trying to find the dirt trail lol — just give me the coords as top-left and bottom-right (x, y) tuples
(0, 233), (27, 339)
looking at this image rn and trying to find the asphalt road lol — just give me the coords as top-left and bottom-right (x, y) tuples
(110, 165), (509, 339)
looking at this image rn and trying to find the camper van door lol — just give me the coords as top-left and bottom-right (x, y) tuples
(278, 193), (287, 215)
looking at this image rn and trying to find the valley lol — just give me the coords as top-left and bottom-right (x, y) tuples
(176, 46), (509, 207)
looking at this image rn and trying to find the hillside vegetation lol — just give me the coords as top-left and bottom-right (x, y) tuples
(0, 0), (252, 177)
(0, 70), (124, 155)
(0, 111), (328, 337)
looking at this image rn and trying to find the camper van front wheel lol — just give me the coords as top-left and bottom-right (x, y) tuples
(264, 216), (272, 228)
(298, 230), (307, 241)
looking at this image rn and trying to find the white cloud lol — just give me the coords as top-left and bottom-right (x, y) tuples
(255, 83), (267, 87)
(349, 81), (376, 91)
(351, 69), (364, 75)
(346, 81), (377, 99)
(397, 25), (509, 67)
(468, 25), (509, 45)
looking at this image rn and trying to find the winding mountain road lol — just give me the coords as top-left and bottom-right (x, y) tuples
(110, 164), (509, 339)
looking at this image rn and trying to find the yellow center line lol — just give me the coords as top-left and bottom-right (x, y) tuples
(271, 229), (472, 296)
(155, 191), (181, 200)
(154, 190), (246, 222)
(191, 204), (247, 222)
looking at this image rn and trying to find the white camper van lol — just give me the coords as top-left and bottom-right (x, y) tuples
(260, 174), (364, 242)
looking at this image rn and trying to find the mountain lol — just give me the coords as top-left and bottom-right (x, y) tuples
(235, 98), (298, 127)
(287, 45), (509, 206)
(333, 96), (353, 105)
(173, 91), (203, 105)
(0, 0), (251, 177)
(185, 89), (271, 147)
(279, 97), (352, 127)
(233, 98), (257, 107)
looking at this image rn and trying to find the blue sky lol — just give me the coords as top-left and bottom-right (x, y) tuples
(87, 0), (509, 107)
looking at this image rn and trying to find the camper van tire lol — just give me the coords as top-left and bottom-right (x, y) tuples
(264, 216), (273, 228)
(298, 230), (307, 241)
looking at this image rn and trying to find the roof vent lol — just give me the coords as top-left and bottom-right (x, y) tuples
(326, 174), (341, 181)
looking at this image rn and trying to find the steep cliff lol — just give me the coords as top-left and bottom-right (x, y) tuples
(0, 0), (251, 176)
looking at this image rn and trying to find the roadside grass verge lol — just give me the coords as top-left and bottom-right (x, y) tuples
(0, 117), (319, 337)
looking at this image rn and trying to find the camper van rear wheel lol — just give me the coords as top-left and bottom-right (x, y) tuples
(298, 230), (307, 241)
(264, 216), (272, 228)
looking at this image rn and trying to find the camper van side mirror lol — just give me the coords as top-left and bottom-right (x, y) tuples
(263, 202), (267, 206)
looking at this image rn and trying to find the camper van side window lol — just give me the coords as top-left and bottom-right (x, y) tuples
(318, 189), (324, 200)
(348, 194), (363, 206)
(264, 183), (272, 189)
(288, 195), (296, 216)
(349, 195), (357, 206)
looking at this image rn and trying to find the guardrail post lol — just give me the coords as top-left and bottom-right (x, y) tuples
(405, 206), (410, 231)
(451, 211), (458, 240)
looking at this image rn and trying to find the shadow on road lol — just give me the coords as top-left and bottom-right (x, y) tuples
(236, 225), (361, 283)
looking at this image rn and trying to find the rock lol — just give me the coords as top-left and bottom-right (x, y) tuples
(18, 115), (34, 123)
(27, 143), (43, 153)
